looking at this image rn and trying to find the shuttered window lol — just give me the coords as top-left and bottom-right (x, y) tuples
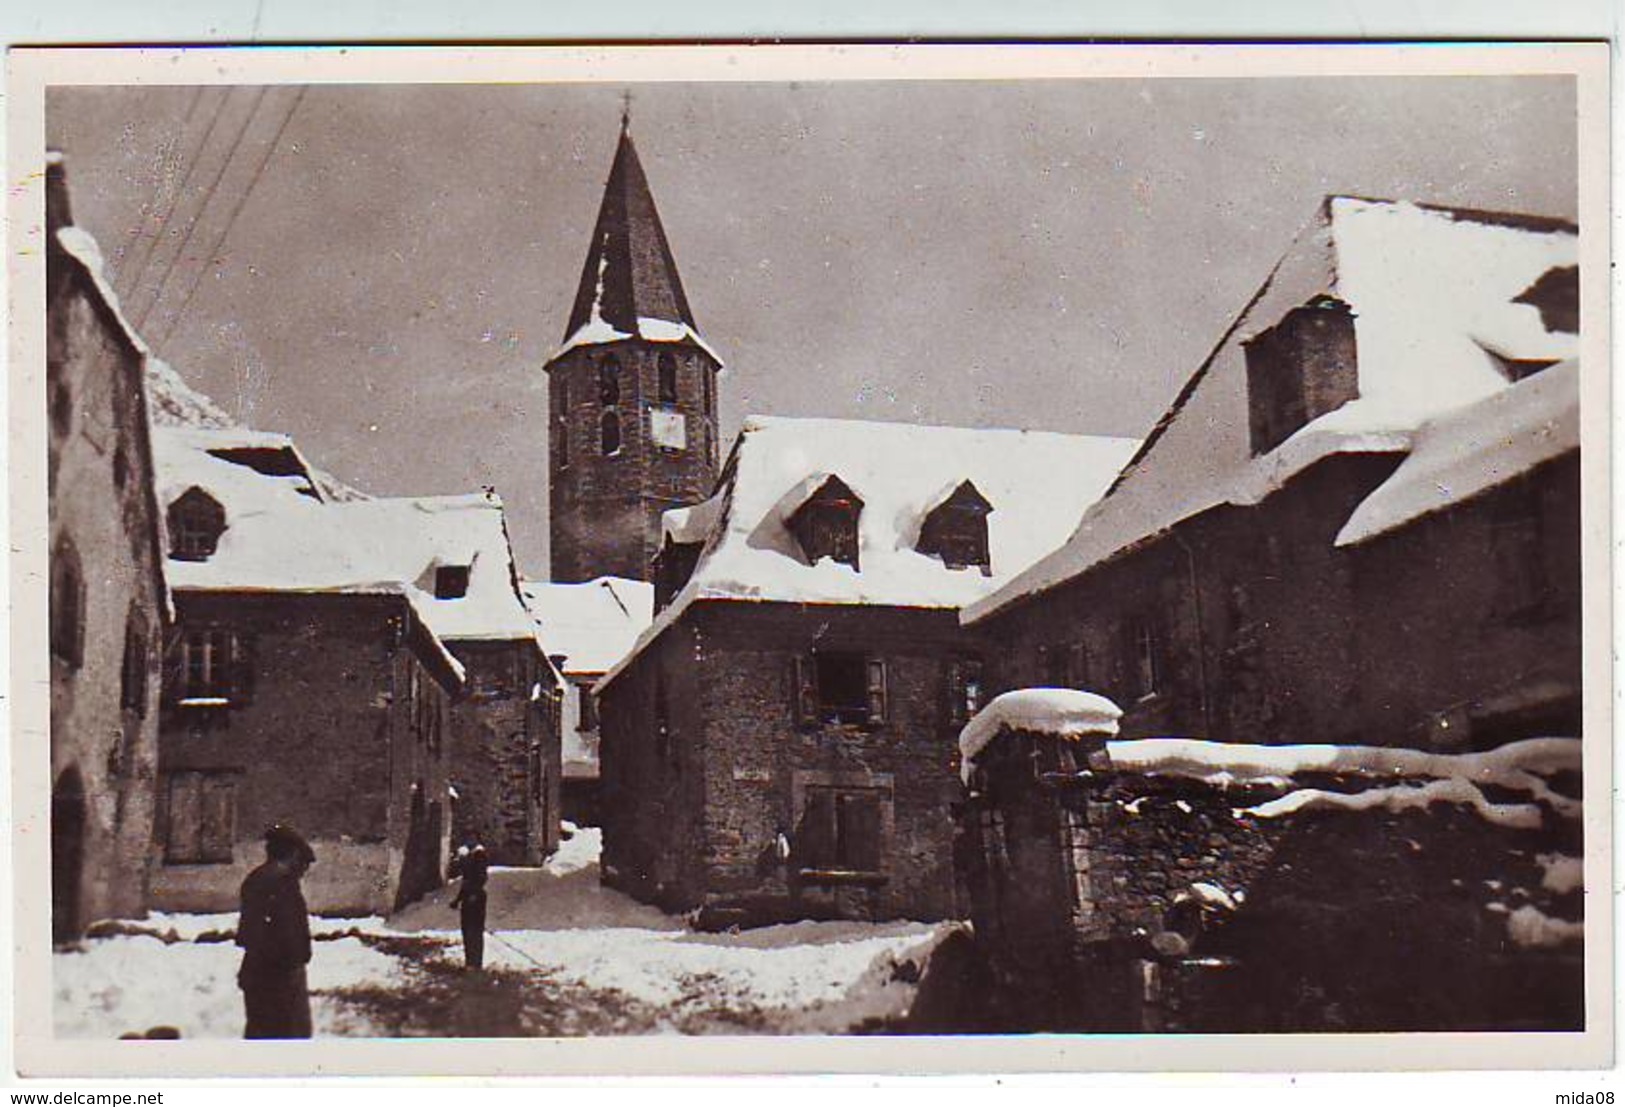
(795, 785), (888, 877)
(793, 652), (888, 727)
(165, 772), (236, 864)
(169, 630), (254, 705)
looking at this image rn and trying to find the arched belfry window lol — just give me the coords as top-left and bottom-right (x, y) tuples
(599, 355), (621, 407)
(658, 351), (679, 404)
(168, 487), (227, 562)
(601, 410), (622, 456)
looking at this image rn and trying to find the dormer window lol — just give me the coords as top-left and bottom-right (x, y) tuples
(788, 475), (862, 569)
(653, 536), (702, 611)
(917, 480), (992, 574)
(1512, 265), (1579, 334)
(168, 487), (226, 562)
(1244, 296), (1358, 456)
(434, 565), (470, 599)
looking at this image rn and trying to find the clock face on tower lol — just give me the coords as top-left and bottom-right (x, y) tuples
(650, 409), (687, 451)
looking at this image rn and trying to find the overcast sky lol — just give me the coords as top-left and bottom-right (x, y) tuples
(46, 75), (1576, 575)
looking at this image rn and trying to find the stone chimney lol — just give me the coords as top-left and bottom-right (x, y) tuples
(1244, 296), (1359, 456)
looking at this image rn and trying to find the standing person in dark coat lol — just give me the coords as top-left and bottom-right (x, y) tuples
(236, 824), (316, 1039)
(448, 841), (489, 970)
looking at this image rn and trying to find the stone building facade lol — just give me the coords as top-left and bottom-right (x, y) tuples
(445, 639), (563, 865)
(546, 124), (721, 585)
(601, 604), (972, 924)
(45, 157), (169, 941)
(150, 591), (461, 915)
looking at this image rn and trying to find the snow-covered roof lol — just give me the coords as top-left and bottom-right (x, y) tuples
(520, 576), (655, 676)
(1336, 357), (1579, 546)
(154, 430), (536, 649)
(145, 359), (371, 502)
(967, 197), (1579, 623)
(153, 426), (325, 507)
(323, 494), (540, 643)
(600, 415), (1139, 691)
(958, 689), (1123, 783)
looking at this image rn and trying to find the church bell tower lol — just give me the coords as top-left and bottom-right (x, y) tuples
(546, 115), (722, 584)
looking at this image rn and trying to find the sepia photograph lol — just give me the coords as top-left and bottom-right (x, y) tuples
(8, 43), (1611, 1074)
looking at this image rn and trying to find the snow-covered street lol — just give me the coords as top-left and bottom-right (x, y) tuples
(53, 827), (960, 1038)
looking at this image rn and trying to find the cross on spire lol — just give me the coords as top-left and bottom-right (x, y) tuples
(620, 89), (632, 134)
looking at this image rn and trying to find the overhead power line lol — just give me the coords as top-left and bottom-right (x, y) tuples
(117, 86), (230, 304)
(152, 86), (308, 351)
(134, 85), (271, 333)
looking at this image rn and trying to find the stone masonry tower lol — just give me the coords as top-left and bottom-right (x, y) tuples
(546, 117), (722, 583)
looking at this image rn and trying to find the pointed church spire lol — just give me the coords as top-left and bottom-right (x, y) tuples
(563, 116), (697, 343)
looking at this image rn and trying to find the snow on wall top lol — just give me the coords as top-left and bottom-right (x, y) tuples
(1335, 357), (1579, 546)
(1103, 734), (1581, 789)
(958, 689), (1123, 783)
(520, 576), (655, 676)
(154, 429), (536, 645)
(966, 197), (1579, 623)
(600, 415), (1139, 692)
(55, 226), (150, 359)
(1107, 735), (1582, 831)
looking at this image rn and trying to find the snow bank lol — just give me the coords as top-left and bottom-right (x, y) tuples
(1336, 357), (1578, 546)
(52, 934), (403, 1039)
(967, 197), (1578, 623)
(603, 416), (1138, 691)
(958, 689), (1123, 783)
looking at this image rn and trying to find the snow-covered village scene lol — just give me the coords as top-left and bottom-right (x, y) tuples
(33, 56), (1592, 1047)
